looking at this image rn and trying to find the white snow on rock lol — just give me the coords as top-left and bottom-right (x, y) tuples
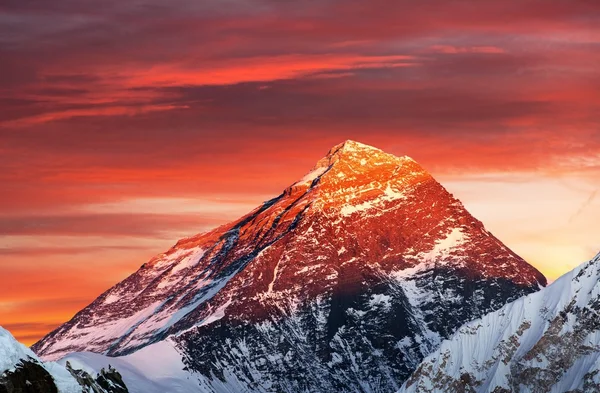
(339, 183), (407, 217)
(420, 227), (468, 262)
(60, 338), (271, 393)
(37, 246), (239, 361)
(399, 251), (600, 393)
(295, 166), (329, 185)
(391, 227), (468, 281)
(0, 326), (81, 393)
(59, 340), (201, 393)
(369, 294), (392, 308)
(0, 326), (33, 372)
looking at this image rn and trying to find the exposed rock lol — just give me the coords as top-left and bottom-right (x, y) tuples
(0, 359), (58, 393)
(65, 362), (128, 393)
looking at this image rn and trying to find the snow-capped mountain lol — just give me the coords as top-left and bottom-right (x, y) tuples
(34, 140), (546, 391)
(1, 325), (128, 393)
(399, 251), (600, 393)
(1, 326), (81, 393)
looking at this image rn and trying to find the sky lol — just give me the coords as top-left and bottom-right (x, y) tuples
(1, 0), (599, 345)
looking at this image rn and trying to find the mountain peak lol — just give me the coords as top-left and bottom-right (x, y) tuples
(324, 140), (412, 165)
(330, 139), (382, 155)
(34, 139), (546, 393)
(294, 140), (421, 188)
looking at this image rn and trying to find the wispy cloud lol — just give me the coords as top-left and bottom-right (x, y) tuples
(569, 189), (599, 223)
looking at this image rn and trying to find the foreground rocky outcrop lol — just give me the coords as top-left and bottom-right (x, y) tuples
(65, 363), (128, 393)
(0, 326), (127, 393)
(34, 141), (546, 392)
(0, 359), (58, 393)
(399, 251), (600, 393)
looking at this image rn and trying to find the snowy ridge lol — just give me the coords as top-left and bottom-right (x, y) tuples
(34, 140), (546, 392)
(0, 326), (81, 393)
(59, 340), (202, 393)
(400, 251), (600, 393)
(0, 326), (33, 372)
(33, 231), (245, 360)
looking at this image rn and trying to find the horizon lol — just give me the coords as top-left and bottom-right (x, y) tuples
(1, 0), (599, 347)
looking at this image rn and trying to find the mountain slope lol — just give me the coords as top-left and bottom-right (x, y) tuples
(1, 326), (129, 393)
(34, 140), (546, 391)
(58, 340), (202, 393)
(1, 326), (82, 393)
(399, 251), (600, 393)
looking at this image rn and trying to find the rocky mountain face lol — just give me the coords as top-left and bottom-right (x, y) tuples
(33, 141), (546, 392)
(0, 359), (59, 393)
(65, 363), (128, 393)
(0, 326), (127, 393)
(399, 251), (600, 393)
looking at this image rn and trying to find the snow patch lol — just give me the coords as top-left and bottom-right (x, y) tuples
(103, 293), (121, 305)
(415, 227), (469, 264)
(197, 299), (232, 328)
(171, 247), (206, 274)
(296, 166), (328, 185)
(339, 182), (406, 217)
(159, 272), (238, 333)
(369, 294), (392, 308)
(267, 257), (287, 293)
(59, 340), (200, 393)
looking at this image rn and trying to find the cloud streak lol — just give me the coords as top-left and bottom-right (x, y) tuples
(569, 189), (599, 223)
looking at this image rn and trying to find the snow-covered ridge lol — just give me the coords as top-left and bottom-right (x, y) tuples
(0, 326), (36, 372)
(400, 251), (600, 393)
(59, 339), (198, 393)
(0, 326), (81, 393)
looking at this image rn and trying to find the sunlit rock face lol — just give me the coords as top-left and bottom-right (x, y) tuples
(400, 252), (600, 393)
(34, 140), (546, 392)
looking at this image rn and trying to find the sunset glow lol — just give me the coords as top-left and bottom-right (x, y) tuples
(1, 0), (599, 345)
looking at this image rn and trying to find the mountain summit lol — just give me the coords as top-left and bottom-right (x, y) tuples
(34, 141), (546, 392)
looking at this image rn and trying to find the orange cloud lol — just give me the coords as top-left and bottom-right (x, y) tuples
(3, 104), (189, 127)
(120, 54), (417, 87)
(429, 45), (506, 54)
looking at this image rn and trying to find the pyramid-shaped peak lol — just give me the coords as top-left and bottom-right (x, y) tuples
(325, 140), (414, 163)
(333, 140), (382, 153)
(33, 134), (547, 385)
(327, 140), (386, 160)
(291, 140), (423, 190)
(308, 140), (418, 176)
